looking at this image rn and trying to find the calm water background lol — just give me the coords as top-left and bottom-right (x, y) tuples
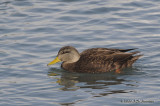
(0, 0), (160, 106)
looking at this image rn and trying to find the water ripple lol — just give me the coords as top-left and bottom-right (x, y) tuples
(0, 0), (160, 105)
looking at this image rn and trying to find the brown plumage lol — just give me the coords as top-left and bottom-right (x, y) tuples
(48, 46), (143, 73)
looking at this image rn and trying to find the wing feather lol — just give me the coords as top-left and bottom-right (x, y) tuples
(75, 48), (139, 72)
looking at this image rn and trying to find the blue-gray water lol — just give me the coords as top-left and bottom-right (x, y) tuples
(0, 0), (160, 106)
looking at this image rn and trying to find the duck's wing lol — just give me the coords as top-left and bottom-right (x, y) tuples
(113, 48), (138, 52)
(80, 51), (140, 64)
(80, 48), (137, 56)
(76, 50), (142, 73)
(104, 51), (143, 69)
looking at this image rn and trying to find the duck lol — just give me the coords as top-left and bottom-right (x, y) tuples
(47, 46), (143, 73)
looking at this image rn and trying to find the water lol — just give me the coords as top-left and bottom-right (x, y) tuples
(0, 0), (160, 105)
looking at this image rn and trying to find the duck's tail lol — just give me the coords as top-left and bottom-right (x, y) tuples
(132, 54), (143, 61)
(127, 54), (143, 67)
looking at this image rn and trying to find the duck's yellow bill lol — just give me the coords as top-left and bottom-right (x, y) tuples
(47, 57), (61, 66)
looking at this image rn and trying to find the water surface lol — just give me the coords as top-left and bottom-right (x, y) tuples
(0, 0), (160, 106)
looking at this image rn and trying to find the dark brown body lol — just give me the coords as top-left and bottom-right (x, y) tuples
(61, 48), (143, 73)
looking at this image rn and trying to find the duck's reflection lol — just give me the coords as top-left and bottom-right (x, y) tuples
(48, 68), (138, 96)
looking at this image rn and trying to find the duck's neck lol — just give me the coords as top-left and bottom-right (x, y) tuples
(70, 54), (80, 63)
(61, 62), (75, 72)
(65, 53), (80, 63)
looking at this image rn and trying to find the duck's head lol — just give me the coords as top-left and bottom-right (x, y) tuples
(47, 46), (80, 66)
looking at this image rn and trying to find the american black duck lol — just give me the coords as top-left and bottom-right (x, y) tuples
(47, 46), (143, 73)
